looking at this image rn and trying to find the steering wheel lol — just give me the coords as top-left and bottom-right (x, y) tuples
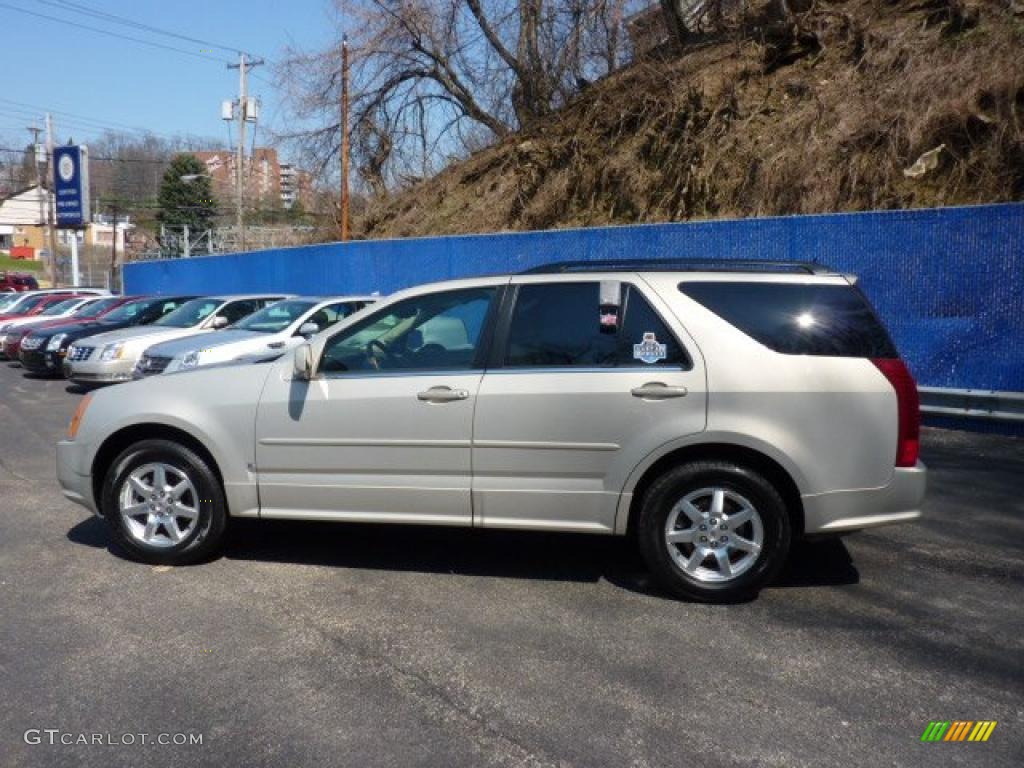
(365, 339), (388, 370)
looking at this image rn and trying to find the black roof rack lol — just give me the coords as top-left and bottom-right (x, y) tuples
(520, 258), (834, 275)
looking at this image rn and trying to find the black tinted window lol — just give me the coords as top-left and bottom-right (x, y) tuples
(505, 283), (688, 368)
(220, 300), (260, 324)
(679, 282), (897, 358)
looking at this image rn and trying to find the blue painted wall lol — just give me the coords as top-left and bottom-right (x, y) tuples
(124, 203), (1024, 392)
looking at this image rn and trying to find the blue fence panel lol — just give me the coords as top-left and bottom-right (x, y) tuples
(124, 203), (1024, 392)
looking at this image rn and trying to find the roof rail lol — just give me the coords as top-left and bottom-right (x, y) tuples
(520, 258), (834, 275)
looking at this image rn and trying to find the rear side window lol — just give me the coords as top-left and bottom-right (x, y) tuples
(504, 282), (689, 368)
(679, 281), (897, 358)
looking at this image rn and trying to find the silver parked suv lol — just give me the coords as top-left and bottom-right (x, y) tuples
(57, 260), (925, 602)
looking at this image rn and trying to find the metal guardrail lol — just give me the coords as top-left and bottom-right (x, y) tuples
(919, 387), (1024, 423)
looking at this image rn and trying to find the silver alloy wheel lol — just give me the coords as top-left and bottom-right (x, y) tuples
(118, 462), (200, 548)
(664, 487), (764, 583)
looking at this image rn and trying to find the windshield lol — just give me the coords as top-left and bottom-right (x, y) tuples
(99, 299), (157, 323)
(6, 294), (48, 313)
(78, 297), (122, 318)
(0, 295), (21, 312)
(233, 300), (315, 333)
(154, 298), (221, 328)
(40, 299), (81, 316)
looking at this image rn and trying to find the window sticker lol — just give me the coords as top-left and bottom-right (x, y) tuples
(633, 332), (667, 364)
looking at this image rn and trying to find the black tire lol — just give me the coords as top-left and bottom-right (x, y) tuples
(100, 438), (227, 565)
(637, 461), (791, 603)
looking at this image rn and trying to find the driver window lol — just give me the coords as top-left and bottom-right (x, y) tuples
(319, 287), (497, 374)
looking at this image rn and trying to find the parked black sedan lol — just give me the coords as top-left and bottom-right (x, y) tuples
(19, 296), (196, 377)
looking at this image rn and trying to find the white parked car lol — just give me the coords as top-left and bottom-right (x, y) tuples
(64, 294), (285, 384)
(134, 296), (377, 377)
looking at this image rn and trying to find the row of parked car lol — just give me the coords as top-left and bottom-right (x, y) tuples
(0, 289), (375, 383)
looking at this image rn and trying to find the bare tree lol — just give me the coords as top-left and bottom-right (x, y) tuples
(276, 0), (634, 192)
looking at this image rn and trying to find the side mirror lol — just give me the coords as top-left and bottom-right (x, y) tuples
(211, 315), (229, 329)
(293, 343), (314, 380)
(298, 322), (319, 337)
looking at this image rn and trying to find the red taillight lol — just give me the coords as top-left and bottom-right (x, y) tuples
(871, 358), (920, 467)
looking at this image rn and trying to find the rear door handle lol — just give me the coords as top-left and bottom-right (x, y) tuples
(417, 386), (470, 403)
(631, 383), (688, 399)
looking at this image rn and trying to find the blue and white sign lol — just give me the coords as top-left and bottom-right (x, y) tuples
(52, 145), (90, 228)
(633, 332), (667, 364)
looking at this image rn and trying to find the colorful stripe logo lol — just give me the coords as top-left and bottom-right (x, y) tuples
(921, 721), (997, 742)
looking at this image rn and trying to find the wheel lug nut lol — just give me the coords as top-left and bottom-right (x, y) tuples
(699, 524), (706, 531)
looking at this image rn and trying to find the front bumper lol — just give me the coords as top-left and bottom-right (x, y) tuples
(801, 461), (927, 534)
(56, 439), (98, 515)
(21, 347), (64, 375)
(65, 357), (136, 384)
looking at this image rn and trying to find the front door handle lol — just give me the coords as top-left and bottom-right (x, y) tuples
(417, 386), (470, 403)
(631, 383), (688, 399)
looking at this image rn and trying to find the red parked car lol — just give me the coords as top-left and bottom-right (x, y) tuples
(0, 272), (40, 292)
(2, 296), (130, 360)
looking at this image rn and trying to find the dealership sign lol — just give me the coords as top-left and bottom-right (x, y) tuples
(52, 145), (90, 228)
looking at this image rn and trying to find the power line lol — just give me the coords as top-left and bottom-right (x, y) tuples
(0, 110), (144, 143)
(0, 145), (173, 164)
(35, 0), (264, 60)
(0, 1), (233, 64)
(0, 97), (181, 139)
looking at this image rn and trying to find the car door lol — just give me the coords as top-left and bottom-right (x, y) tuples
(254, 283), (503, 524)
(472, 277), (707, 533)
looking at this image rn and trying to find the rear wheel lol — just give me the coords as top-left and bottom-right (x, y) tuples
(637, 461), (791, 602)
(100, 439), (227, 565)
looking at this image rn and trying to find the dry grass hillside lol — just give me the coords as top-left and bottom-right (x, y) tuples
(357, 0), (1024, 238)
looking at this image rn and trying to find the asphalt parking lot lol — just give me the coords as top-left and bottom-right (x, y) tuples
(0, 361), (1021, 768)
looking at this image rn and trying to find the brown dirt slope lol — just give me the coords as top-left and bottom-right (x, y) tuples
(358, 0), (1024, 239)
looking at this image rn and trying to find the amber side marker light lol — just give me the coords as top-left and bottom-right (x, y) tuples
(67, 393), (92, 439)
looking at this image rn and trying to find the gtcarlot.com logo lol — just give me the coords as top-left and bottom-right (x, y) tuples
(24, 729), (203, 746)
(921, 720), (997, 742)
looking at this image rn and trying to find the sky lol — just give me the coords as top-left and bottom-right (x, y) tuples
(0, 0), (341, 163)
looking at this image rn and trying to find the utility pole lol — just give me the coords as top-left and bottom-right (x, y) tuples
(27, 125), (54, 285)
(27, 125), (45, 258)
(227, 53), (263, 253)
(108, 203), (119, 291)
(45, 114), (59, 287)
(340, 35), (350, 242)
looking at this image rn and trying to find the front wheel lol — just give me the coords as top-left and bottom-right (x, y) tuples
(100, 439), (227, 565)
(637, 461), (791, 602)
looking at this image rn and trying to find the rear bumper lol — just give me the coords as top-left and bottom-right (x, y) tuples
(56, 439), (98, 515)
(801, 462), (927, 534)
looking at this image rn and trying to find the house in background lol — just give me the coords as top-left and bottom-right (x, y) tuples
(0, 185), (52, 257)
(0, 185), (134, 259)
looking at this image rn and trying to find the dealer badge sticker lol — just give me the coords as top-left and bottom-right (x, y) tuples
(633, 332), (667, 364)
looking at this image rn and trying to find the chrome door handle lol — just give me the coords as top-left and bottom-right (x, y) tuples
(631, 383), (688, 399)
(417, 386), (470, 403)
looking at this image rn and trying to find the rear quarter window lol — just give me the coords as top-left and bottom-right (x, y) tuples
(678, 281), (898, 358)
